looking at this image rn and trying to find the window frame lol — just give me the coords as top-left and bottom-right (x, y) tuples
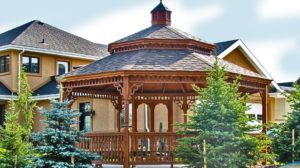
(22, 55), (40, 73)
(57, 61), (70, 75)
(79, 102), (92, 132)
(0, 55), (10, 73)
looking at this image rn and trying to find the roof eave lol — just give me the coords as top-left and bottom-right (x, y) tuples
(0, 45), (101, 61)
(62, 69), (271, 85)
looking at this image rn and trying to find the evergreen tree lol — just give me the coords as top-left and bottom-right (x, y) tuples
(175, 60), (259, 168)
(31, 100), (98, 168)
(272, 84), (300, 163)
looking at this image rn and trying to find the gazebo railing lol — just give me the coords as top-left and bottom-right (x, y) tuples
(78, 132), (124, 164)
(79, 131), (185, 165)
(130, 132), (184, 164)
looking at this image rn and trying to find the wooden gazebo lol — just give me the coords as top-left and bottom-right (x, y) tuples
(61, 2), (271, 167)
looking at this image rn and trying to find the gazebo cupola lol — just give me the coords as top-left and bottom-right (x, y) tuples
(151, 0), (172, 26)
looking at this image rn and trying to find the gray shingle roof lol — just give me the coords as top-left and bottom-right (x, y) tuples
(68, 49), (265, 79)
(0, 20), (109, 58)
(32, 76), (59, 96)
(114, 25), (212, 44)
(215, 39), (238, 55)
(0, 82), (11, 95)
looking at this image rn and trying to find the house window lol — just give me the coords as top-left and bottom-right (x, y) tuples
(0, 55), (9, 73)
(22, 56), (39, 73)
(257, 114), (263, 121)
(0, 104), (5, 125)
(79, 102), (92, 131)
(57, 61), (70, 75)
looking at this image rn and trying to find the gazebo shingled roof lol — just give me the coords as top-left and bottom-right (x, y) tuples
(67, 49), (265, 79)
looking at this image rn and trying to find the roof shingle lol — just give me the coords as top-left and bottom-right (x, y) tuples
(68, 49), (265, 79)
(0, 20), (109, 58)
(114, 25), (212, 44)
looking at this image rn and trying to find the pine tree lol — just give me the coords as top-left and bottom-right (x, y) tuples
(31, 100), (98, 168)
(272, 84), (300, 163)
(175, 60), (259, 168)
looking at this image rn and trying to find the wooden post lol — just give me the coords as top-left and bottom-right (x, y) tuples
(117, 95), (122, 132)
(150, 104), (155, 132)
(261, 87), (268, 133)
(132, 96), (137, 132)
(182, 96), (188, 125)
(261, 86), (268, 165)
(168, 97), (173, 132)
(123, 76), (130, 168)
(132, 96), (138, 156)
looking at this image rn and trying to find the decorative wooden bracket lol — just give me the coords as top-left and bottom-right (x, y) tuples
(63, 88), (73, 101)
(113, 83), (123, 94)
(130, 83), (143, 95)
(113, 82), (143, 96)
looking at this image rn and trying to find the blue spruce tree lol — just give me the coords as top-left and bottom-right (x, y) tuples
(31, 100), (98, 168)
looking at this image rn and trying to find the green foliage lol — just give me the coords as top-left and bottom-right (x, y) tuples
(0, 101), (34, 167)
(0, 69), (36, 167)
(175, 59), (259, 168)
(31, 100), (98, 168)
(17, 69), (36, 140)
(272, 84), (300, 163)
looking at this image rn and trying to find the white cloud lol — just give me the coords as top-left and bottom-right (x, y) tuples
(247, 39), (298, 82)
(257, 0), (300, 20)
(70, 1), (223, 44)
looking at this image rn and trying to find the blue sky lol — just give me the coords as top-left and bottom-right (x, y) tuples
(0, 0), (299, 82)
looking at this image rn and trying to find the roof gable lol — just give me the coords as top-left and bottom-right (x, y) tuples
(216, 39), (281, 92)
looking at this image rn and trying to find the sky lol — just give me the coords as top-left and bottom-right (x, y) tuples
(0, 0), (299, 83)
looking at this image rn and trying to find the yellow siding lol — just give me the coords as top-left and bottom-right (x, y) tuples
(223, 48), (259, 73)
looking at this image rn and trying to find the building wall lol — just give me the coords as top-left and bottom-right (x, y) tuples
(71, 98), (117, 132)
(223, 48), (259, 73)
(32, 100), (51, 132)
(272, 97), (291, 123)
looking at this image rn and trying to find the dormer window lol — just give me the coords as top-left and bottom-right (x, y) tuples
(0, 55), (9, 73)
(22, 56), (40, 73)
(57, 61), (70, 75)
